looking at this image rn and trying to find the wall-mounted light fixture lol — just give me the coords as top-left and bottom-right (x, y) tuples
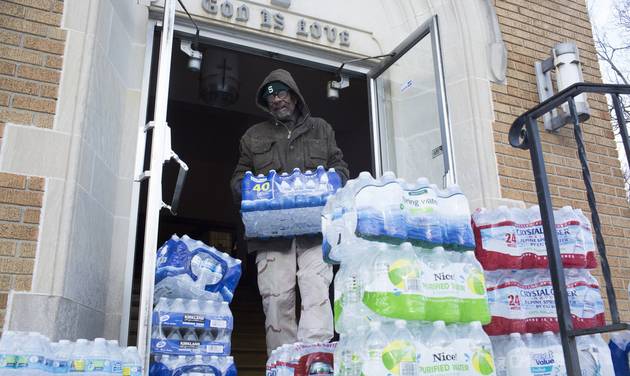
(176, 0), (203, 72)
(326, 53), (395, 100)
(535, 42), (590, 131)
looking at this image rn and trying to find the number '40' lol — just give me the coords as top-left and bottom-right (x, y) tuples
(253, 182), (270, 192)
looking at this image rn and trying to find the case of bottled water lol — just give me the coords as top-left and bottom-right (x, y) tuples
(266, 342), (335, 376)
(609, 331), (630, 375)
(151, 297), (233, 356)
(322, 172), (475, 265)
(149, 354), (237, 376)
(240, 166), (342, 238)
(483, 269), (605, 336)
(333, 319), (496, 376)
(472, 206), (597, 270)
(154, 235), (242, 303)
(491, 331), (614, 376)
(0, 331), (143, 375)
(333, 241), (490, 325)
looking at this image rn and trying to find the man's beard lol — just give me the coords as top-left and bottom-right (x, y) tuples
(273, 107), (294, 121)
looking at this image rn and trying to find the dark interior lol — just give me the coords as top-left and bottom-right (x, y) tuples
(130, 28), (372, 375)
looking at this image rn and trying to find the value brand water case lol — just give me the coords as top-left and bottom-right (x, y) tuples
(240, 166), (342, 238)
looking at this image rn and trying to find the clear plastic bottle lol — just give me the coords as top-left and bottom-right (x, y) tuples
(505, 333), (529, 376)
(468, 322), (496, 376)
(167, 328), (182, 341)
(459, 250), (490, 323)
(87, 338), (111, 375)
(154, 297), (170, 313)
(403, 178), (441, 247)
(188, 299), (202, 314)
(70, 338), (90, 373)
(20, 332), (48, 375)
(423, 247), (460, 323)
(536, 331), (566, 375)
(170, 298), (186, 313)
(363, 242), (425, 320)
(382, 320), (417, 376)
(106, 340), (123, 375)
(122, 346), (143, 376)
(49, 339), (73, 374)
(0, 330), (18, 371)
(182, 328), (199, 341)
(361, 321), (388, 376)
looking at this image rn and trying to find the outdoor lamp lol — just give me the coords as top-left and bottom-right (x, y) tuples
(535, 41), (590, 131)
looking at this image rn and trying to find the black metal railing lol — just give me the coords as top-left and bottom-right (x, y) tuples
(509, 82), (630, 375)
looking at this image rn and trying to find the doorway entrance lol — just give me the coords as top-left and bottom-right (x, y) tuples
(130, 29), (372, 375)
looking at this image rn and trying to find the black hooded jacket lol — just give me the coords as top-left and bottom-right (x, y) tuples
(230, 69), (349, 253)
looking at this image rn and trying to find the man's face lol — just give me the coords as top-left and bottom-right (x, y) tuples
(267, 90), (297, 121)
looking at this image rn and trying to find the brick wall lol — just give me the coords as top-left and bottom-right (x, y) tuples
(0, 0), (65, 325)
(493, 0), (630, 322)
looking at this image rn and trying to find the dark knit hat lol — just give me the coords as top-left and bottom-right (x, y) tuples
(260, 81), (290, 99)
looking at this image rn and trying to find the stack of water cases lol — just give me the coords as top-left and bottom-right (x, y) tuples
(266, 342), (336, 376)
(322, 172), (495, 376)
(149, 235), (241, 376)
(472, 206), (612, 375)
(0, 331), (143, 374)
(240, 166), (342, 238)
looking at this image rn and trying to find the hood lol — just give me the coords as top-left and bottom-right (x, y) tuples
(255, 69), (310, 120)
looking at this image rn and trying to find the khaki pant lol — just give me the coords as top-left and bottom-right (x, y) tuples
(255, 239), (333, 355)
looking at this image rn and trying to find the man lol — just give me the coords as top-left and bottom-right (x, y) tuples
(230, 69), (349, 355)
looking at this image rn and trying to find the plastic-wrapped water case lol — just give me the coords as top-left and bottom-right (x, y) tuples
(240, 166), (342, 238)
(322, 172), (475, 265)
(484, 269), (605, 335)
(266, 342), (336, 376)
(149, 354), (236, 376)
(150, 297), (233, 356)
(154, 235), (242, 303)
(472, 206), (597, 270)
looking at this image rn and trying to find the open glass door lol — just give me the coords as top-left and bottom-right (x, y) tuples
(135, 0), (189, 369)
(368, 16), (454, 187)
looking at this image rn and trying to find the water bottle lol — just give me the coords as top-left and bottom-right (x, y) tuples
(106, 340), (123, 375)
(423, 246), (460, 323)
(240, 171), (256, 212)
(362, 321), (388, 376)
(591, 334), (615, 376)
(354, 172), (381, 239)
(19, 332), (48, 375)
(86, 338), (111, 375)
(363, 242), (425, 321)
(380, 174), (405, 241)
(266, 348), (279, 376)
(122, 347), (142, 376)
(0, 330), (18, 371)
(70, 339), (90, 373)
(537, 331), (566, 375)
(337, 269), (370, 334)
(170, 298), (186, 313)
(167, 328), (182, 341)
(381, 320), (416, 376)
(276, 345), (294, 376)
(47, 339), (73, 374)
(459, 250), (490, 323)
(468, 322), (496, 376)
(183, 328), (198, 341)
(505, 333), (529, 376)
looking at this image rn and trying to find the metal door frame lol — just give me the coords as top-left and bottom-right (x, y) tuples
(126, 3), (379, 366)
